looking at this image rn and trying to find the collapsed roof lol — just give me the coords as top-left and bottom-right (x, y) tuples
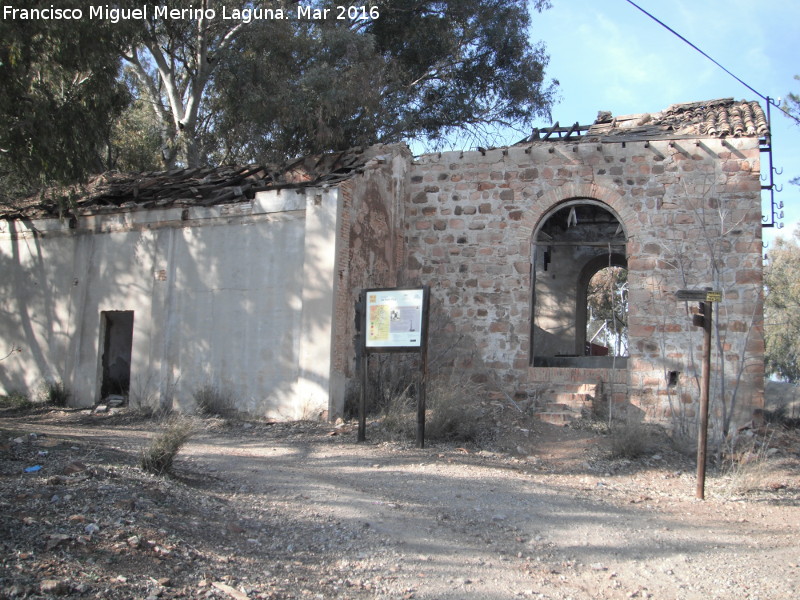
(1, 145), (386, 219)
(2, 99), (768, 220)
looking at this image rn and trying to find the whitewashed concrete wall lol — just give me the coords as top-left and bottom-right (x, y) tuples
(0, 186), (340, 419)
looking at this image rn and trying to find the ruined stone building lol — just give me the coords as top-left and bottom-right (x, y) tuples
(0, 98), (767, 432)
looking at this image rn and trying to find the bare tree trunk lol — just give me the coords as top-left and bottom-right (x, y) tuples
(121, 1), (244, 169)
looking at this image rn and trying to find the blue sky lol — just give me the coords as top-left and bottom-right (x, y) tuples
(524, 0), (800, 247)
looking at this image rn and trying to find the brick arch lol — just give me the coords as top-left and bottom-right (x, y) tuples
(517, 183), (639, 244)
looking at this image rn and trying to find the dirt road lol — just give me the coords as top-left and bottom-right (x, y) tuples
(2, 409), (799, 599)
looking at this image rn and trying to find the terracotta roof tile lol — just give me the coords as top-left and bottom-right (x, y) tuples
(587, 98), (768, 139)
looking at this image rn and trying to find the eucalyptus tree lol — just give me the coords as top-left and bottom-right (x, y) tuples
(0, 0), (130, 201)
(120, 0), (556, 167)
(210, 0), (557, 163)
(764, 230), (800, 382)
(3, 0), (557, 180)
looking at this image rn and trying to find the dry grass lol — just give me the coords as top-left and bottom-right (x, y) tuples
(0, 391), (33, 411)
(716, 433), (776, 497)
(425, 375), (487, 443)
(607, 420), (651, 459)
(139, 416), (195, 476)
(40, 380), (71, 407)
(380, 390), (416, 439)
(762, 405), (800, 429)
(378, 373), (489, 444)
(194, 384), (236, 418)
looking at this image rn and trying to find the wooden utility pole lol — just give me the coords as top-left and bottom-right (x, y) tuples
(693, 299), (713, 500)
(675, 288), (721, 500)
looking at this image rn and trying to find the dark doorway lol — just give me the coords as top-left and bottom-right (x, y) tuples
(100, 311), (134, 401)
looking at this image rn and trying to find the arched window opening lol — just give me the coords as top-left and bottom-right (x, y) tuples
(530, 200), (627, 368)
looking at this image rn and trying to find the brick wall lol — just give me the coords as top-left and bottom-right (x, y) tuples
(403, 137), (764, 432)
(329, 145), (411, 415)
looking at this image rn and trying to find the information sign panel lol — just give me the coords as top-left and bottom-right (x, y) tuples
(365, 287), (427, 349)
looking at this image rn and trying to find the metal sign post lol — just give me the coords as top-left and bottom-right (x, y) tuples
(356, 286), (430, 448)
(675, 288), (721, 500)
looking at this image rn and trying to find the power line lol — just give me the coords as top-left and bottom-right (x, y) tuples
(624, 0), (800, 127)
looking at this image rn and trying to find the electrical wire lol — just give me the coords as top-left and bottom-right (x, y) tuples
(624, 0), (800, 127)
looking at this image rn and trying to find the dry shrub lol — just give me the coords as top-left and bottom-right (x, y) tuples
(0, 391), (33, 411)
(380, 390), (416, 439)
(668, 428), (699, 459)
(425, 375), (487, 443)
(359, 355), (418, 437)
(717, 433), (775, 497)
(608, 420), (650, 459)
(40, 380), (71, 407)
(763, 405), (800, 429)
(132, 403), (173, 421)
(140, 416), (195, 476)
(378, 372), (489, 444)
(371, 355), (418, 413)
(194, 384), (236, 418)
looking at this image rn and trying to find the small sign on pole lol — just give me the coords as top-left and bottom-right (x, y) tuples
(675, 289), (722, 303)
(356, 286), (430, 448)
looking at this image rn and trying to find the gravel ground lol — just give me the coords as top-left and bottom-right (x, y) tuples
(1, 406), (799, 600)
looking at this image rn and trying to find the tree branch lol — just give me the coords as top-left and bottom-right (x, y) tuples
(123, 50), (179, 167)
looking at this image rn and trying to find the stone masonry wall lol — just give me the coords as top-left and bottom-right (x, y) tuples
(404, 137), (764, 432)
